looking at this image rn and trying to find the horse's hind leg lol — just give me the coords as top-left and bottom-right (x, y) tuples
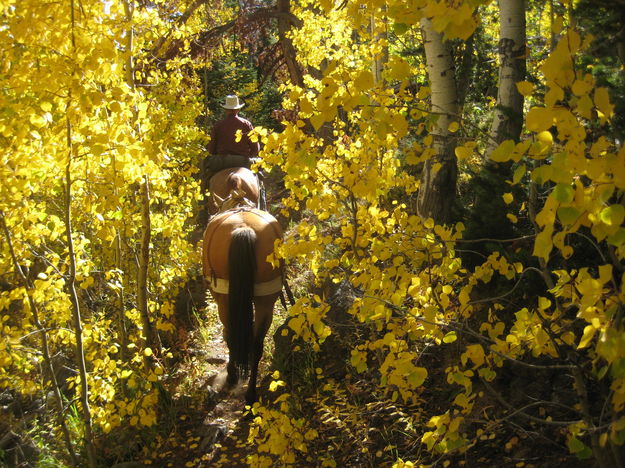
(213, 292), (239, 385)
(245, 293), (278, 404)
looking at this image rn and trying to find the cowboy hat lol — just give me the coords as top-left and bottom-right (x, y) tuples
(221, 94), (245, 110)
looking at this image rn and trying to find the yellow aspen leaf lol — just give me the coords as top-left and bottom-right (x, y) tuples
(552, 15), (564, 34)
(455, 145), (472, 160)
(29, 114), (47, 128)
(309, 113), (326, 131)
(516, 81), (534, 96)
(572, 79), (592, 97)
(533, 227), (554, 261)
(600, 433), (609, 448)
(576, 94), (594, 119)
(409, 367), (428, 387)
(354, 70), (374, 91)
(79, 276), (94, 289)
(594, 87), (614, 121)
(502, 193), (513, 205)
(490, 139), (515, 162)
(512, 164), (526, 185)
(536, 131), (553, 144)
(578, 325), (596, 349)
(545, 87), (564, 107)
(448, 121), (460, 133)
(565, 30), (582, 55)
(526, 107), (554, 133)
(144, 347), (153, 357)
(561, 245), (574, 258)
(462, 344), (485, 367)
(506, 213), (518, 223)
(299, 97), (313, 114)
(269, 380), (285, 391)
(417, 86), (430, 99)
(443, 331), (457, 343)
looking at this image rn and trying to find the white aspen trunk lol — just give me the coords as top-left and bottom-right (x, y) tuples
(64, 118), (97, 468)
(370, 12), (388, 84)
(417, 17), (459, 224)
(124, 0), (159, 356)
(467, 0), (526, 245)
(67, 2), (96, 465)
(487, 0), (526, 153)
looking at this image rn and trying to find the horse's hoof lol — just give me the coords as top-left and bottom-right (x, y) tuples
(226, 362), (239, 386)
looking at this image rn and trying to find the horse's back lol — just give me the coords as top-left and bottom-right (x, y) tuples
(202, 209), (282, 283)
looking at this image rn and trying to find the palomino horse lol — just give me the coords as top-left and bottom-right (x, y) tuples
(207, 167), (260, 215)
(202, 190), (283, 404)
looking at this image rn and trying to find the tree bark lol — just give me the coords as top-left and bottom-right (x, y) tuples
(64, 117), (97, 468)
(417, 18), (459, 225)
(276, 0), (305, 87)
(137, 175), (160, 355)
(487, 0), (526, 154)
(124, 0), (160, 357)
(370, 11), (388, 85)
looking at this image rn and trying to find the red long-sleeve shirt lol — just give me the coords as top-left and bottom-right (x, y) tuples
(208, 114), (259, 157)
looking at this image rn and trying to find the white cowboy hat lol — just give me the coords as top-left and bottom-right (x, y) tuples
(222, 94), (245, 110)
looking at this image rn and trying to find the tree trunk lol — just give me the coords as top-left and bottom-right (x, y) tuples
(370, 12), (388, 84)
(464, 0), (526, 248)
(276, 0), (305, 87)
(417, 18), (459, 225)
(64, 118), (97, 468)
(137, 175), (160, 355)
(124, 0), (160, 357)
(487, 0), (526, 153)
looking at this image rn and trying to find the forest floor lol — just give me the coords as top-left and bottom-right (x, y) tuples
(139, 298), (288, 468)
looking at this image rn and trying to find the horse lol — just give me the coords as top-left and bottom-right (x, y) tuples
(202, 191), (283, 404)
(207, 167), (260, 215)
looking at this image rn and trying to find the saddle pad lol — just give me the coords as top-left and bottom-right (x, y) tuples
(207, 275), (283, 296)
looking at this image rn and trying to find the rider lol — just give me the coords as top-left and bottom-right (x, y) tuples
(203, 94), (260, 186)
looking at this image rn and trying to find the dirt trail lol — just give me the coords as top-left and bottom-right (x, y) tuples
(147, 297), (285, 468)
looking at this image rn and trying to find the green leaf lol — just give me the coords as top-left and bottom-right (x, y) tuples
(392, 22), (409, 35)
(512, 164), (526, 185)
(599, 205), (625, 226)
(567, 437), (586, 454)
(557, 207), (580, 225)
(607, 228), (625, 246)
(552, 184), (574, 204)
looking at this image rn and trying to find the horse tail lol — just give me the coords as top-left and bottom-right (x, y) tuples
(227, 226), (256, 377)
